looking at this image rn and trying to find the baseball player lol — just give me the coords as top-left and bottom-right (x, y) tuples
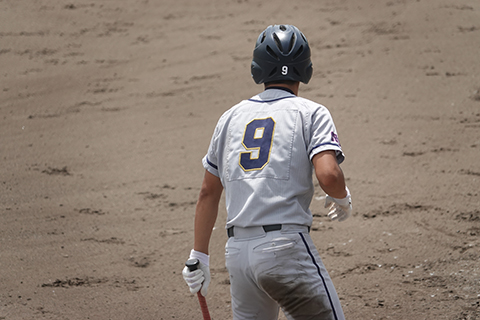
(182, 24), (352, 320)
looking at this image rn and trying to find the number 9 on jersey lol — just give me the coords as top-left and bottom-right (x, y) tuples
(239, 117), (276, 171)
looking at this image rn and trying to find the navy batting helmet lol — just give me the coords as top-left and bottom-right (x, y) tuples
(251, 25), (313, 84)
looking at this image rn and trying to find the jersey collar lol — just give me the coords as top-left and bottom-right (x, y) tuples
(265, 86), (296, 95)
(248, 87), (296, 103)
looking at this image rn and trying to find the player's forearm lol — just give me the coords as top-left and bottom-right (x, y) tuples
(193, 198), (219, 255)
(312, 150), (348, 199)
(193, 171), (223, 255)
(318, 171), (347, 199)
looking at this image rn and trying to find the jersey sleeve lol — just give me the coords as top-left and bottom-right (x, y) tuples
(202, 119), (222, 177)
(307, 106), (345, 164)
(202, 155), (219, 177)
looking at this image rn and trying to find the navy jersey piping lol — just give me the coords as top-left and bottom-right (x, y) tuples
(309, 142), (341, 156)
(206, 157), (218, 170)
(299, 232), (340, 320)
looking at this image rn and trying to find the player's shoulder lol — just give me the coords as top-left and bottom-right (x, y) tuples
(212, 99), (251, 130)
(294, 95), (332, 116)
(219, 99), (249, 118)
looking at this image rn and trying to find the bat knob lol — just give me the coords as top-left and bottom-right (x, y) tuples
(185, 258), (200, 272)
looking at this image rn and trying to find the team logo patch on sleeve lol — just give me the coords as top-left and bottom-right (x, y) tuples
(331, 132), (340, 145)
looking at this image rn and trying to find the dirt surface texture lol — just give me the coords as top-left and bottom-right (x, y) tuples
(1, 0), (479, 319)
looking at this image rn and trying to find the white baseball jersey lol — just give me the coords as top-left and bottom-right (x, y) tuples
(202, 88), (344, 229)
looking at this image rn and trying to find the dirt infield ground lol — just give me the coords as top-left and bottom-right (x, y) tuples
(1, 0), (479, 319)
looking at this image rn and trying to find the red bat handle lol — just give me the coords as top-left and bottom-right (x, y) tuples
(186, 258), (211, 320)
(197, 292), (211, 320)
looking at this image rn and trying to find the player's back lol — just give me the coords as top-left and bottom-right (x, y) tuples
(203, 88), (342, 228)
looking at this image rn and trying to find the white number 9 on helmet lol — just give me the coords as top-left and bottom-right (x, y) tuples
(281, 65), (288, 75)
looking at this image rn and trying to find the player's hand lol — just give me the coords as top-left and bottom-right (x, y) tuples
(182, 250), (211, 297)
(325, 186), (352, 222)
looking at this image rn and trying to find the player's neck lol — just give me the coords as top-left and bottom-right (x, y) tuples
(264, 82), (299, 96)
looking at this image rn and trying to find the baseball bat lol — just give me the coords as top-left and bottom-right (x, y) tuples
(186, 258), (211, 320)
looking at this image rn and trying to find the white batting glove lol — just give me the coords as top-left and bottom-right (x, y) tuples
(182, 249), (211, 297)
(325, 186), (352, 222)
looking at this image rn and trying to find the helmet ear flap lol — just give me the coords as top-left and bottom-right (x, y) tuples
(251, 60), (264, 84)
(303, 62), (313, 84)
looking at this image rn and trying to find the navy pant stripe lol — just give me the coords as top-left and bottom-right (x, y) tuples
(299, 232), (339, 320)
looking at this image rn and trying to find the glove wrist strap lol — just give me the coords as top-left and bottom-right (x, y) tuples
(331, 186), (351, 207)
(190, 249), (210, 266)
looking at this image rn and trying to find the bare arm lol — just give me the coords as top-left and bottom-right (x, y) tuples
(193, 170), (224, 255)
(312, 150), (347, 198)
